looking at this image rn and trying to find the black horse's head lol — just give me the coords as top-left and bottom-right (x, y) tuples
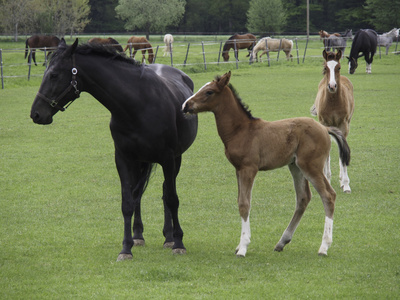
(30, 38), (80, 124)
(347, 56), (358, 74)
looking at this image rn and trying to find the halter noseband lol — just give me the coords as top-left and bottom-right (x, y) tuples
(36, 55), (80, 112)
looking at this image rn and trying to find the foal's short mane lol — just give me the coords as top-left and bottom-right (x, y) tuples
(216, 76), (257, 120)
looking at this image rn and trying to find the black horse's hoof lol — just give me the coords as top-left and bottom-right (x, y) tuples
(116, 253), (133, 261)
(133, 239), (145, 246)
(172, 248), (186, 255)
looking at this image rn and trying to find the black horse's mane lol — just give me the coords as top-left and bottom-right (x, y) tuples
(53, 42), (142, 66)
(218, 76), (257, 120)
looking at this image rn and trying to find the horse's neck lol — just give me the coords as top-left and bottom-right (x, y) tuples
(213, 89), (250, 144)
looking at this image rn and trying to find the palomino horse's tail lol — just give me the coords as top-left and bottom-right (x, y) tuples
(327, 127), (351, 166)
(25, 38), (29, 59)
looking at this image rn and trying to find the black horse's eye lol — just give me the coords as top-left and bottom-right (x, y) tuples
(50, 73), (58, 80)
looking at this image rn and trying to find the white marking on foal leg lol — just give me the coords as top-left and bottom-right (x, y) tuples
(235, 217), (251, 257)
(324, 154), (332, 183)
(318, 216), (333, 256)
(339, 158), (351, 193)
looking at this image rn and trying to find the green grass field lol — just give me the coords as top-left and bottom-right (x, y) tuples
(1, 36), (399, 298)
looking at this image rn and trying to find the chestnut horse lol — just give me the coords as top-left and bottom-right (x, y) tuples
(250, 37), (293, 62)
(25, 35), (60, 66)
(88, 37), (124, 52)
(123, 36), (154, 63)
(311, 50), (354, 193)
(182, 71), (350, 257)
(222, 33), (256, 61)
(319, 30), (341, 49)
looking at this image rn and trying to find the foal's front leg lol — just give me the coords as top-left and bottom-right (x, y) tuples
(235, 168), (257, 257)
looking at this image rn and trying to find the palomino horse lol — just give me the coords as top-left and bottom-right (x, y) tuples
(30, 39), (198, 261)
(182, 71), (350, 257)
(88, 37), (124, 52)
(319, 30), (341, 49)
(163, 34), (174, 57)
(222, 33), (256, 61)
(25, 35), (60, 66)
(311, 50), (354, 193)
(123, 36), (154, 63)
(326, 29), (352, 56)
(250, 37), (293, 62)
(377, 28), (399, 55)
(347, 29), (378, 74)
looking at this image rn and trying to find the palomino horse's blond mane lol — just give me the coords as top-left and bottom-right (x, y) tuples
(182, 71), (351, 258)
(312, 49), (354, 193)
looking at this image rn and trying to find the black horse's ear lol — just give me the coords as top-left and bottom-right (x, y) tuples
(63, 38), (79, 57)
(346, 56), (350, 60)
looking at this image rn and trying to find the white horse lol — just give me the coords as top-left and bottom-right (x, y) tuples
(377, 28), (399, 55)
(251, 37), (293, 62)
(163, 34), (174, 57)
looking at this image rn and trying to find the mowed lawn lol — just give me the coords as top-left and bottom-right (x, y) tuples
(0, 42), (399, 298)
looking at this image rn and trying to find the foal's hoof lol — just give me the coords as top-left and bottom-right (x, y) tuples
(116, 253), (133, 261)
(172, 248), (186, 255)
(341, 185), (351, 193)
(163, 242), (174, 249)
(133, 239), (145, 246)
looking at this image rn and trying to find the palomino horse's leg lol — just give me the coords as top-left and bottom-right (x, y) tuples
(235, 167), (257, 257)
(275, 163), (311, 252)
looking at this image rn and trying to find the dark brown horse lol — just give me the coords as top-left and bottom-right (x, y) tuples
(88, 37), (124, 52)
(25, 35), (60, 66)
(222, 33), (257, 61)
(182, 71), (350, 257)
(123, 36), (154, 63)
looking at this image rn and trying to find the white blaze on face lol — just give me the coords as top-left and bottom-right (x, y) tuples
(182, 82), (211, 111)
(327, 60), (338, 91)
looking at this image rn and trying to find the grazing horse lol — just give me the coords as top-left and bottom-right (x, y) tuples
(30, 39), (198, 261)
(182, 71), (350, 257)
(377, 28), (399, 55)
(312, 50), (354, 193)
(123, 36), (154, 63)
(25, 35), (60, 66)
(163, 34), (174, 57)
(326, 29), (352, 56)
(347, 29), (378, 74)
(88, 37), (124, 52)
(222, 33), (256, 62)
(319, 30), (341, 49)
(250, 37), (293, 62)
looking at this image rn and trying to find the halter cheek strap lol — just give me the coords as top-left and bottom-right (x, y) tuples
(36, 55), (81, 112)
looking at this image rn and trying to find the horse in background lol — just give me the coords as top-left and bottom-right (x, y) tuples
(123, 36), (154, 63)
(88, 37), (124, 52)
(377, 28), (399, 55)
(312, 50), (354, 193)
(319, 30), (341, 49)
(25, 35), (60, 66)
(347, 29), (377, 74)
(163, 34), (174, 57)
(250, 37), (293, 62)
(222, 33), (256, 61)
(182, 71), (350, 257)
(326, 29), (352, 56)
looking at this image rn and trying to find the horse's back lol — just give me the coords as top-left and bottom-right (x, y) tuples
(353, 29), (378, 53)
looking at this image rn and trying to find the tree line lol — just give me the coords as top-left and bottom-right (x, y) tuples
(1, 0), (399, 41)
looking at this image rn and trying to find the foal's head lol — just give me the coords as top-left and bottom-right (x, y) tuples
(323, 50), (342, 93)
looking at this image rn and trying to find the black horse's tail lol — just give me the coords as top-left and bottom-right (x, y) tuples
(135, 163), (156, 198)
(327, 127), (351, 166)
(25, 38), (29, 59)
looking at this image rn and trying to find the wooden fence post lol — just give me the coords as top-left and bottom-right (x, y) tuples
(184, 42), (190, 66)
(202, 41), (207, 70)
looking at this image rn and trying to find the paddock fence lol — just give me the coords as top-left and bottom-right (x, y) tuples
(1, 35), (399, 89)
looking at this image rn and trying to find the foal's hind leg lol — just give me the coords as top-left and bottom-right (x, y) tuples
(275, 163), (312, 252)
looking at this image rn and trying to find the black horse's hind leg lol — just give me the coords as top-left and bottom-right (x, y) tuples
(161, 154), (185, 253)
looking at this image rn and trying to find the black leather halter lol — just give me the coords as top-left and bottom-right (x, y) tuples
(36, 55), (80, 112)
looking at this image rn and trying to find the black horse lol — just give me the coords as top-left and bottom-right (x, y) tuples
(347, 29), (377, 74)
(30, 39), (198, 261)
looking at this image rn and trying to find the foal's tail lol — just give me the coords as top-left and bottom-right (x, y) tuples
(327, 127), (351, 166)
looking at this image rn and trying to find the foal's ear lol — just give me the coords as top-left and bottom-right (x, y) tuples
(63, 38), (79, 57)
(336, 49), (342, 60)
(217, 71), (231, 90)
(322, 50), (328, 60)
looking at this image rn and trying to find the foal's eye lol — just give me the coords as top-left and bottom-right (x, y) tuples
(205, 90), (214, 96)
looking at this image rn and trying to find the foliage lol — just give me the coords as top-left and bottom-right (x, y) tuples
(85, 0), (125, 33)
(115, 0), (186, 39)
(365, 0), (400, 31)
(246, 0), (287, 34)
